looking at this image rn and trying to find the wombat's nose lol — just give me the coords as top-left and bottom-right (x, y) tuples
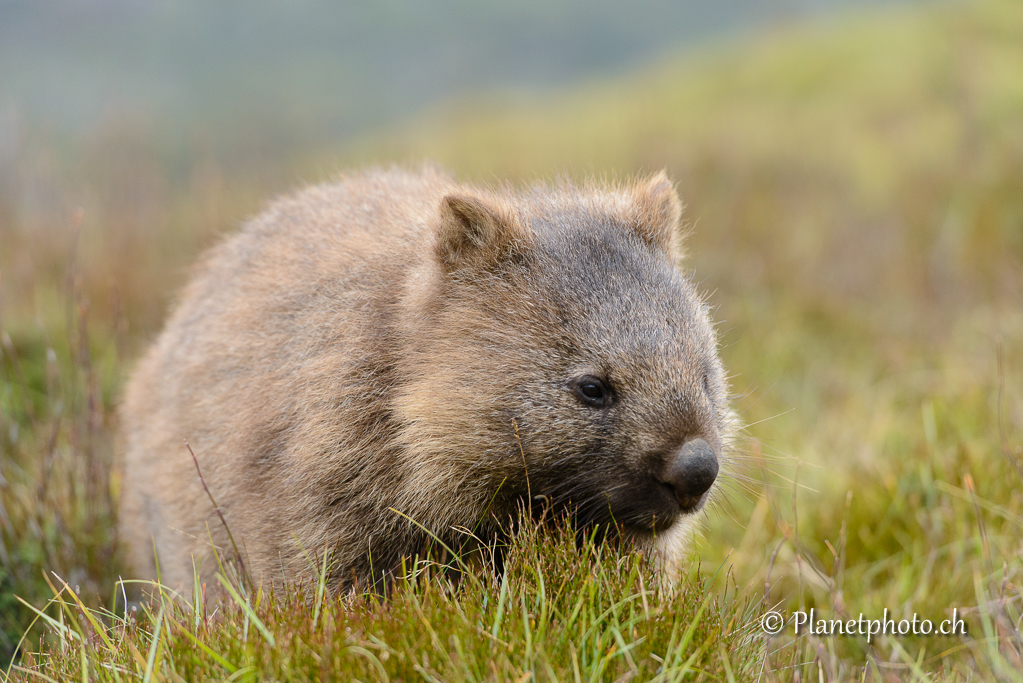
(664, 438), (718, 511)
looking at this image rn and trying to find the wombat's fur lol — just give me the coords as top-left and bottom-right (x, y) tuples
(119, 166), (735, 592)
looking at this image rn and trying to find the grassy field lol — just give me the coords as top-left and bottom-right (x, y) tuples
(1, 0), (1022, 680)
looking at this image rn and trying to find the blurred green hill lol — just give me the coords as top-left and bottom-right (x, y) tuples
(0, 0), (918, 159)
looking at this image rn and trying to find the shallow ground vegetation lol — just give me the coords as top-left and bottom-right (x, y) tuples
(1, 0), (1022, 680)
(8, 521), (773, 682)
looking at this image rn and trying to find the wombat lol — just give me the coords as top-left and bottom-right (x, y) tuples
(119, 165), (735, 592)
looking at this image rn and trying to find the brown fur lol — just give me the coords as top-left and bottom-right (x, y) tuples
(119, 165), (735, 592)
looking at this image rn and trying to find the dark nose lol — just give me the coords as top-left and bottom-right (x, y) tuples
(664, 438), (718, 510)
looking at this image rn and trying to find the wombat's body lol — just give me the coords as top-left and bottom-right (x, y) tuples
(119, 166), (735, 591)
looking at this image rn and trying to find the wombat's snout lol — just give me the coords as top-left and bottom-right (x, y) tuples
(664, 438), (719, 512)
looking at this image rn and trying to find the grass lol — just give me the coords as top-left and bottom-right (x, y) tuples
(5, 520), (771, 682)
(2, 0), (1022, 679)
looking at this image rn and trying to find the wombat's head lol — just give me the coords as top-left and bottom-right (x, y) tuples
(396, 172), (734, 571)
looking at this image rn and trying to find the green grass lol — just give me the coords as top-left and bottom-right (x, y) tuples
(5, 521), (772, 682)
(2, 0), (1022, 680)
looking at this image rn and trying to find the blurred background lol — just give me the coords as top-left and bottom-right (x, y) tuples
(1, 0), (913, 159)
(2, 0), (1022, 674)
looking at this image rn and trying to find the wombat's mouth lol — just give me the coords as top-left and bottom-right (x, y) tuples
(676, 494), (707, 514)
(653, 484), (709, 523)
(532, 463), (714, 536)
(599, 481), (710, 536)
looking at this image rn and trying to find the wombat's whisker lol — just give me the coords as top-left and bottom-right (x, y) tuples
(716, 477), (762, 502)
(731, 377), (783, 417)
(737, 410), (794, 430)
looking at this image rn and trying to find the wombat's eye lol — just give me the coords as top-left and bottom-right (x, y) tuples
(572, 375), (613, 408)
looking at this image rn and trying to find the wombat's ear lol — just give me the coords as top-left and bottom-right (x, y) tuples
(632, 171), (684, 256)
(436, 194), (522, 270)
